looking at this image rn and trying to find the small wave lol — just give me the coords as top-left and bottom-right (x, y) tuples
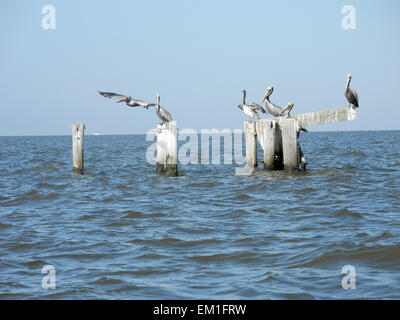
(23, 260), (49, 269)
(114, 285), (143, 293)
(338, 150), (367, 157)
(2, 191), (59, 205)
(279, 292), (315, 299)
(35, 182), (67, 190)
(216, 208), (251, 218)
(189, 251), (259, 263)
(135, 253), (169, 259)
(51, 253), (107, 260)
(252, 208), (269, 214)
(115, 184), (130, 190)
(334, 208), (363, 218)
(78, 214), (96, 221)
(233, 194), (252, 200)
(123, 210), (166, 219)
(365, 231), (393, 243)
(256, 274), (278, 283)
(297, 187), (318, 194)
(12, 242), (41, 250)
(130, 237), (223, 248)
(293, 243), (400, 268)
(376, 167), (398, 173)
(106, 221), (128, 227)
(186, 182), (217, 188)
(125, 269), (177, 276)
(89, 209), (110, 214)
(90, 277), (124, 285)
(0, 222), (12, 229)
(340, 163), (358, 170)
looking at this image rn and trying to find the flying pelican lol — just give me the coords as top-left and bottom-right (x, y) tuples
(155, 93), (172, 123)
(345, 74), (359, 108)
(98, 91), (156, 109)
(261, 86), (294, 117)
(238, 90), (266, 121)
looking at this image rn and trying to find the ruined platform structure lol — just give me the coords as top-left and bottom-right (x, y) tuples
(244, 107), (357, 171)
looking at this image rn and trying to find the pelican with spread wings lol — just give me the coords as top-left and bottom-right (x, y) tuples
(98, 91), (156, 109)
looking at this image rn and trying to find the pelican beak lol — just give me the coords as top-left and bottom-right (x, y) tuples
(261, 92), (268, 103)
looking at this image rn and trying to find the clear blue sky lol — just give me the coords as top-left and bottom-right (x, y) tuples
(0, 0), (399, 135)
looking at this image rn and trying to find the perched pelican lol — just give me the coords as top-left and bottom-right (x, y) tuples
(261, 86), (283, 117)
(238, 90), (266, 121)
(262, 86), (294, 117)
(345, 74), (359, 108)
(155, 93), (172, 123)
(98, 91), (156, 109)
(279, 102), (294, 117)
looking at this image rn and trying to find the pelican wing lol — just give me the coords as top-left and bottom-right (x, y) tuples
(98, 91), (129, 101)
(129, 99), (156, 108)
(158, 106), (172, 122)
(345, 88), (359, 107)
(251, 103), (266, 113)
(352, 89), (359, 105)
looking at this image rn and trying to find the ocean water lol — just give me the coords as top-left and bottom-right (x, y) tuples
(0, 131), (399, 299)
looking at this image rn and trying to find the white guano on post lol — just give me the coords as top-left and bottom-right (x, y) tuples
(156, 121), (178, 176)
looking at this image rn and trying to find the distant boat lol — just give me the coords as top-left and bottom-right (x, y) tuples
(93, 133), (101, 136)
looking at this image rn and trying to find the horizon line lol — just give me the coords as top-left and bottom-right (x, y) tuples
(0, 128), (399, 137)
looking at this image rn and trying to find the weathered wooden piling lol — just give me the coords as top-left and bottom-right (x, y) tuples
(156, 121), (178, 176)
(69, 123), (85, 174)
(256, 119), (283, 170)
(279, 118), (299, 171)
(244, 121), (258, 168)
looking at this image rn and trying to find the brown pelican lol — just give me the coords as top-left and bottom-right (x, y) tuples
(345, 74), (359, 108)
(261, 86), (283, 117)
(280, 102), (294, 117)
(238, 89), (266, 121)
(98, 91), (156, 109)
(155, 93), (172, 123)
(262, 86), (294, 117)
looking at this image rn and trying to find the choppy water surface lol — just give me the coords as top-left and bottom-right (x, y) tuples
(0, 131), (399, 299)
